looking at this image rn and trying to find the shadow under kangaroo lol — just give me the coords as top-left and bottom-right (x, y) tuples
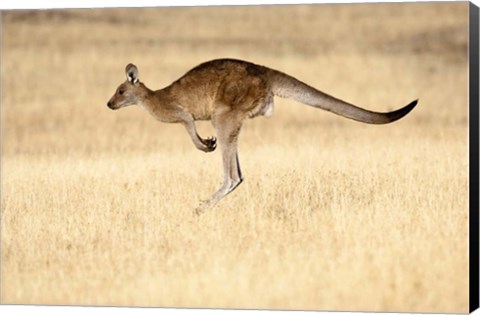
(107, 58), (418, 213)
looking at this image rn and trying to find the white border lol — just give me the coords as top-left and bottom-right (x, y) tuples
(3, 305), (476, 315)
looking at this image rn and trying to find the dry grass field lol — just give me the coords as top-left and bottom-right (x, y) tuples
(0, 2), (470, 313)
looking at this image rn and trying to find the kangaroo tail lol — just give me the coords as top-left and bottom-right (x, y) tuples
(270, 70), (417, 124)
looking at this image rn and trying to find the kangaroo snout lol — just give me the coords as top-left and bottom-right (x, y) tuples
(107, 101), (116, 110)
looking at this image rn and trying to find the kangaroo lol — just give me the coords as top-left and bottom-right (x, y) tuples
(107, 58), (418, 212)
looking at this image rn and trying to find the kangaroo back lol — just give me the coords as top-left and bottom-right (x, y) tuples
(269, 70), (417, 124)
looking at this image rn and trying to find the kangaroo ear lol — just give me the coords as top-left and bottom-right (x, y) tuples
(125, 63), (139, 83)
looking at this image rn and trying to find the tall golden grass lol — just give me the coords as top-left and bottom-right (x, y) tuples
(1, 3), (470, 312)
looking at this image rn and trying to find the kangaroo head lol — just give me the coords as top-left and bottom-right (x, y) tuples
(107, 63), (143, 110)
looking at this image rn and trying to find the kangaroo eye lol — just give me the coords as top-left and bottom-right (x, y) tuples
(118, 89), (124, 95)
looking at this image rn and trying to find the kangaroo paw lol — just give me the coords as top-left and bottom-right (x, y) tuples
(200, 136), (217, 152)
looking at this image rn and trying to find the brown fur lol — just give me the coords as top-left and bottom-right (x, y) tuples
(107, 59), (418, 212)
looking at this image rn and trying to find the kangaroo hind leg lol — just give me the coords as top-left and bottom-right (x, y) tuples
(196, 113), (244, 213)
